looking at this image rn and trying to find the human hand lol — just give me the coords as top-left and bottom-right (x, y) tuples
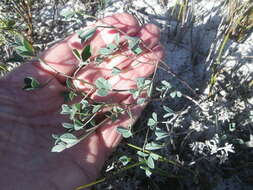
(0, 13), (163, 190)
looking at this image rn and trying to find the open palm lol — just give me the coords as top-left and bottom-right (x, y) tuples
(0, 13), (163, 190)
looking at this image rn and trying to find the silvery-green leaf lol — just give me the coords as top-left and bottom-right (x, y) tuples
(170, 91), (177, 98)
(77, 27), (97, 44)
(95, 77), (112, 90)
(145, 142), (164, 150)
(92, 104), (103, 113)
(60, 133), (78, 144)
(176, 91), (182, 97)
(51, 143), (66, 152)
(96, 89), (109, 97)
(147, 118), (157, 127)
(107, 43), (117, 51)
(155, 128), (169, 140)
(66, 78), (72, 89)
(147, 155), (155, 169)
(23, 77), (40, 91)
(163, 106), (173, 113)
(81, 45), (91, 62)
(72, 49), (81, 60)
(129, 89), (139, 99)
(81, 99), (89, 109)
(74, 120), (84, 130)
(132, 46), (143, 55)
(62, 123), (74, 129)
(152, 112), (157, 121)
(137, 151), (149, 157)
(161, 80), (171, 88)
(52, 134), (59, 140)
(119, 155), (131, 166)
(61, 104), (72, 114)
(136, 77), (145, 88)
(60, 9), (75, 18)
(116, 126), (132, 138)
(126, 36), (140, 49)
(150, 153), (160, 160)
(137, 98), (146, 105)
(98, 47), (113, 55)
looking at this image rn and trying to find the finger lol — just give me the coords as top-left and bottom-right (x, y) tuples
(69, 13), (140, 55)
(73, 24), (163, 101)
(33, 13), (140, 82)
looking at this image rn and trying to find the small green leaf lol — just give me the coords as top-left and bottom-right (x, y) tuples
(136, 77), (145, 88)
(129, 89), (139, 99)
(62, 123), (74, 129)
(170, 91), (177, 98)
(81, 99), (89, 109)
(96, 89), (109, 96)
(116, 126), (132, 138)
(72, 49), (81, 60)
(161, 80), (171, 88)
(23, 37), (33, 53)
(140, 166), (152, 177)
(137, 98), (146, 105)
(81, 45), (91, 62)
(155, 128), (169, 140)
(63, 91), (77, 102)
(61, 104), (72, 114)
(126, 36), (143, 55)
(145, 142), (164, 150)
(163, 106), (173, 113)
(60, 9), (75, 18)
(170, 91), (182, 98)
(112, 67), (121, 75)
(132, 46), (143, 55)
(95, 56), (104, 63)
(23, 77), (40, 91)
(147, 155), (155, 169)
(66, 78), (72, 89)
(126, 36), (139, 49)
(176, 91), (182, 97)
(51, 143), (66, 152)
(145, 169), (152, 177)
(60, 133), (79, 144)
(152, 112), (157, 121)
(150, 153), (160, 160)
(147, 119), (157, 127)
(229, 123), (236, 132)
(72, 103), (81, 112)
(15, 35), (34, 57)
(74, 120), (84, 130)
(52, 134), (59, 140)
(69, 91), (77, 100)
(15, 46), (33, 57)
(99, 47), (113, 55)
(95, 77), (112, 90)
(92, 104), (103, 113)
(107, 43), (117, 51)
(77, 27), (97, 44)
(137, 151), (149, 157)
(119, 155), (131, 166)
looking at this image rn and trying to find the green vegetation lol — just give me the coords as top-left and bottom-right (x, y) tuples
(0, 0), (253, 189)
